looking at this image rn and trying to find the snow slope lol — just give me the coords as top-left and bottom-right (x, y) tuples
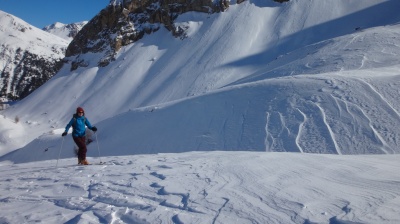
(1, 152), (400, 224)
(0, 10), (68, 101)
(0, 10), (68, 58)
(0, 10), (68, 153)
(2, 0), (400, 157)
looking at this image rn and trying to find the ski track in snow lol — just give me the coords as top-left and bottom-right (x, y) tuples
(342, 76), (400, 154)
(315, 102), (341, 155)
(294, 108), (306, 154)
(355, 77), (400, 121)
(260, 72), (400, 154)
(0, 152), (400, 224)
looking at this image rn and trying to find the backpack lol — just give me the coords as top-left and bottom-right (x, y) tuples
(72, 114), (86, 129)
(72, 114), (93, 144)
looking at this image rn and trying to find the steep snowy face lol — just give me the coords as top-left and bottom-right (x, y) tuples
(66, 0), (229, 69)
(43, 21), (88, 42)
(0, 11), (68, 101)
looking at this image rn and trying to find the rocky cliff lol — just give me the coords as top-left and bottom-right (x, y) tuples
(0, 47), (64, 100)
(0, 11), (68, 101)
(66, 0), (234, 70)
(67, 0), (288, 70)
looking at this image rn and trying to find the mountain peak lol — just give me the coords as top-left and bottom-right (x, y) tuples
(0, 10), (68, 100)
(43, 21), (88, 41)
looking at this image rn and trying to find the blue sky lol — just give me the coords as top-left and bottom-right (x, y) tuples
(0, 0), (109, 28)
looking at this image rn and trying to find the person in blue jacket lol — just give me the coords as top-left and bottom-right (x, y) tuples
(62, 107), (97, 165)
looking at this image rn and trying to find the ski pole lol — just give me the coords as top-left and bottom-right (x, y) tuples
(56, 136), (65, 167)
(95, 132), (103, 163)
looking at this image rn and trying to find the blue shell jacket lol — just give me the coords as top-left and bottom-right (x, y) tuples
(65, 115), (94, 137)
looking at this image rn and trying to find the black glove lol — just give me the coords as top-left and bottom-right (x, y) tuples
(62, 132), (67, 137)
(91, 126), (97, 132)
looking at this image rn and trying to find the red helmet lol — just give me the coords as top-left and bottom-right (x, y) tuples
(76, 107), (84, 114)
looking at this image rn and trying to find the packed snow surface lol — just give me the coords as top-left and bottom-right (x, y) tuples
(1, 152), (400, 224)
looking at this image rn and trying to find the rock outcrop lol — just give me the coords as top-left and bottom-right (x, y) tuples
(0, 11), (68, 101)
(66, 0), (230, 69)
(0, 48), (64, 100)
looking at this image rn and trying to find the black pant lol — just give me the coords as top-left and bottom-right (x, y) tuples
(73, 136), (87, 161)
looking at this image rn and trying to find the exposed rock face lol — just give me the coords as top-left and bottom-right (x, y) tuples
(66, 0), (230, 69)
(0, 47), (64, 100)
(0, 11), (68, 101)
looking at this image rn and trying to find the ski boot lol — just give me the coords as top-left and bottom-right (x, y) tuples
(81, 159), (90, 165)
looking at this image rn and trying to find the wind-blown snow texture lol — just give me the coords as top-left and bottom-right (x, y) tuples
(1, 0), (400, 223)
(1, 152), (400, 223)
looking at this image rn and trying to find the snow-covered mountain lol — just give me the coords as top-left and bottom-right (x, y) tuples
(0, 10), (68, 101)
(1, 0), (400, 157)
(1, 1), (400, 223)
(42, 21), (88, 42)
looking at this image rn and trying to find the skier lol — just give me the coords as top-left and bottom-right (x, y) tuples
(62, 107), (97, 165)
